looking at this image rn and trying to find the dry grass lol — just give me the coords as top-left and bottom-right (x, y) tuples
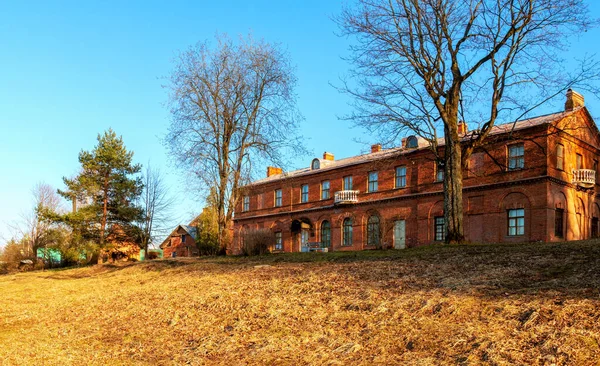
(1, 241), (600, 365)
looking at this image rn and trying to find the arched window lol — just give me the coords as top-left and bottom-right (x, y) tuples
(367, 215), (380, 247)
(406, 136), (418, 148)
(311, 158), (320, 170)
(321, 221), (331, 247)
(343, 218), (353, 246)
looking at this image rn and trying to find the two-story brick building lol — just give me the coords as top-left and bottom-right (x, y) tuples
(233, 90), (600, 253)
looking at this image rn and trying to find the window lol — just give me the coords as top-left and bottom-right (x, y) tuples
(507, 208), (525, 236)
(171, 252), (177, 258)
(508, 143), (525, 170)
(368, 172), (378, 192)
(343, 218), (353, 246)
(434, 217), (445, 241)
(367, 215), (380, 247)
(181, 234), (187, 243)
(274, 232), (282, 250)
(243, 196), (250, 212)
(301, 184), (309, 203)
(321, 181), (330, 200)
(343, 176), (353, 190)
(436, 161), (444, 182)
(395, 166), (407, 188)
(406, 136), (418, 148)
(592, 217), (599, 239)
(321, 221), (331, 247)
(274, 189), (282, 207)
(594, 160), (598, 183)
(576, 153), (583, 170)
(555, 208), (564, 238)
(311, 158), (320, 170)
(556, 144), (564, 170)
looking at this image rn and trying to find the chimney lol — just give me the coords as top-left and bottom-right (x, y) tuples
(323, 152), (334, 161)
(457, 121), (468, 135)
(565, 89), (584, 111)
(267, 166), (282, 177)
(401, 137), (407, 148)
(371, 144), (382, 153)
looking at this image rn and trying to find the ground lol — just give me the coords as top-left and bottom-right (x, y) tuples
(1, 241), (600, 365)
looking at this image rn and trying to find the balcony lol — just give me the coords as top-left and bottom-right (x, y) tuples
(334, 190), (359, 205)
(572, 169), (596, 188)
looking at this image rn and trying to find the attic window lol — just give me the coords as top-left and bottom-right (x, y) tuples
(311, 158), (320, 170)
(406, 136), (418, 149)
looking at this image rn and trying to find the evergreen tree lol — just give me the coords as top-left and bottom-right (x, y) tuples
(58, 129), (143, 249)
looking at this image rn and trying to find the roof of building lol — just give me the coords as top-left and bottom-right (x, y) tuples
(249, 109), (577, 186)
(159, 224), (198, 248)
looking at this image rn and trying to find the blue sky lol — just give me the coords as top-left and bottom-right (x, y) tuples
(1, 1), (599, 246)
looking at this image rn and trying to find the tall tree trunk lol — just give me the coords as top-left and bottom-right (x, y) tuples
(443, 121), (465, 244)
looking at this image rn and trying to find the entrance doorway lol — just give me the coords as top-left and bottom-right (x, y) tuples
(291, 218), (313, 252)
(394, 220), (406, 249)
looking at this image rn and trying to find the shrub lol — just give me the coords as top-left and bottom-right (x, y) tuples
(197, 240), (219, 256)
(241, 229), (274, 256)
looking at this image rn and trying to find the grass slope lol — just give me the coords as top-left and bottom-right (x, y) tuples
(1, 241), (600, 365)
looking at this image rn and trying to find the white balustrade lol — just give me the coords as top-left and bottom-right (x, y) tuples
(572, 169), (596, 188)
(334, 190), (360, 204)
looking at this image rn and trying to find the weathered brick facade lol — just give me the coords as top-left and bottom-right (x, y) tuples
(160, 225), (199, 258)
(233, 91), (600, 253)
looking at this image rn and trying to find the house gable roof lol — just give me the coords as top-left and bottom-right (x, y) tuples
(159, 224), (198, 249)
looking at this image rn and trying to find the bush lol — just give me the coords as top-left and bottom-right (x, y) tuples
(241, 229), (274, 256)
(197, 240), (219, 256)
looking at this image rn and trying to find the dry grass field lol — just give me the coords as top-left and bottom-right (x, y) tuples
(1, 241), (600, 365)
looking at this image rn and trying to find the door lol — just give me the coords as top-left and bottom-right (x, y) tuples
(394, 220), (406, 249)
(301, 229), (310, 252)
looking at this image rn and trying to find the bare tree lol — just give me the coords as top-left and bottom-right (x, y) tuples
(339, 0), (600, 243)
(165, 34), (305, 252)
(10, 182), (64, 257)
(139, 163), (176, 258)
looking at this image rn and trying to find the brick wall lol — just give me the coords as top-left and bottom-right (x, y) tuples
(233, 108), (600, 254)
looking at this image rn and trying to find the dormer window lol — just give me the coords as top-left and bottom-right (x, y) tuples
(406, 136), (418, 149)
(311, 159), (320, 170)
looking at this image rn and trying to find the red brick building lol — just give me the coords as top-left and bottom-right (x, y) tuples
(233, 90), (599, 253)
(160, 225), (199, 258)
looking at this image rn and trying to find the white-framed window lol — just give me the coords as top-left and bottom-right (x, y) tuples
(556, 144), (564, 170)
(181, 234), (186, 243)
(367, 215), (380, 246)
(311, 159), (320, 170)
(343, 218), (353, 246)
(395, 166), (407, 188)
(576, 153), (583, 170)
(274, 189), (282, 207)
(508, 143), (525, 170)
(321, 181), (330, 199)
(274, 232), (282, 250)
(301, 184), (309, 203)
(243, 196), (250, 212)
(368, 172), (378, 192)
(343, 176), (353, 190)
(436, 161), (444, 182)
(434, 217), (445, 241)
(507, 208), (525, 236)
(321, 221), (331, 247)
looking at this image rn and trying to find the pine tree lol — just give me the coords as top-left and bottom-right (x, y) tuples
(58, 129), (143, 249)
